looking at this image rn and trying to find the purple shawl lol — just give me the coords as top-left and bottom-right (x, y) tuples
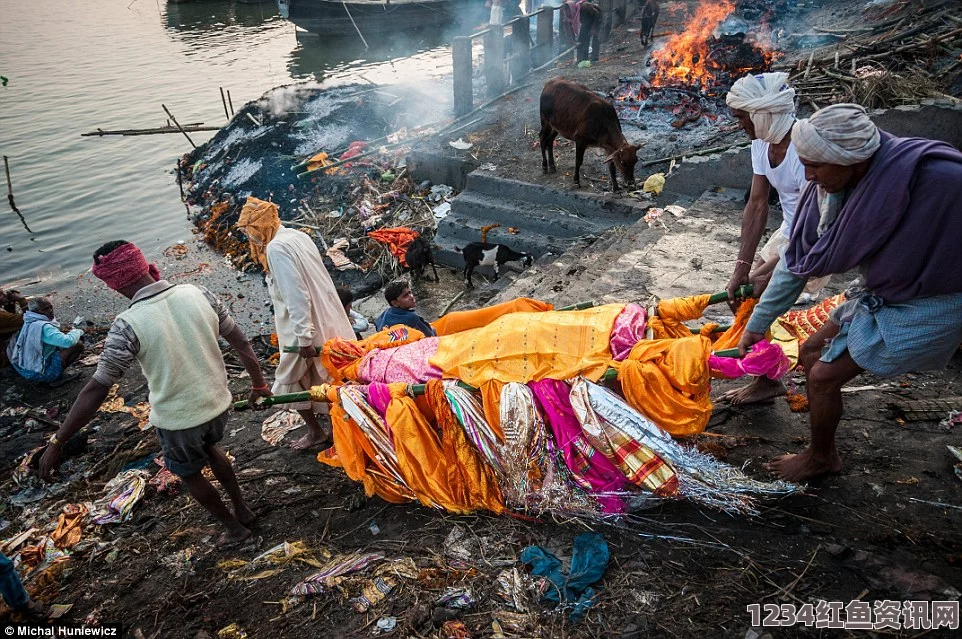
(785, 133), (962, 302)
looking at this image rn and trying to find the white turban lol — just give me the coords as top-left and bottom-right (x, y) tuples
(725, 72), (796, 144)
(791, 103), (880, 166)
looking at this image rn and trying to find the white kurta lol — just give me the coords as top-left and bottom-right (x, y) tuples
(266, 226), (356, 411)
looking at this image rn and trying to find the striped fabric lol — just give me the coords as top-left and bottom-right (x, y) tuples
(568, 380), (679, 497)
(338, 386), (408, 488)
(442, 381), (505, 474)
(289, 552), (385, 596)
(822, 291), (962, 376)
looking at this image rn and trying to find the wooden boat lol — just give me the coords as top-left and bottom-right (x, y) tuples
(278, 0), (487, 37)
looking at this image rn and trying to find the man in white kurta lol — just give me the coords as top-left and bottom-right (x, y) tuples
(266, 225), (356, 449)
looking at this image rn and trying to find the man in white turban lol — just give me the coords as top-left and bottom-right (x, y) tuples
(739, 103), (962, 482)
(721, 72), (828, 405)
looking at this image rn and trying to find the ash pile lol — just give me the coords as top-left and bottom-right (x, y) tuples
(179, 82), (454, 297)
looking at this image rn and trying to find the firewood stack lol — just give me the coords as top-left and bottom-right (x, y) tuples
(780, 0), (962, 110)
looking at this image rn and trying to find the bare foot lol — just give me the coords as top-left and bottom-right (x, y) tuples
(717, 377), (786, 405)
(763, 447), (843, 482)
(234, 504), (256, 528)
(289, 430), (332, 451)
(217, 524), (252, 547)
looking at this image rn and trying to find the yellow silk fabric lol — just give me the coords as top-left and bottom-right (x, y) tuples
(648, 294), (713, 339)
(710, 298), (758, 350)
(480, 380), (506, 441)
(425, 381), (504, 514)
(316, 385), (413, 504)
(431, 297), (554, 336)
(616, 336), (713, 437)
(430, 304), (626, 387)
(384, 384), (473, 513)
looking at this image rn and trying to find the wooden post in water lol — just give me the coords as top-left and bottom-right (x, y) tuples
(226, 90), (234, 116)
(452, 36), (473, 119)
(219, 87), (230, 120)
(161, 104), (197, 149)
(3, 156), (13, 203)
(484, 25), (506, 98)
(510, 15), (531, 81)
(534, 8), (554, 68)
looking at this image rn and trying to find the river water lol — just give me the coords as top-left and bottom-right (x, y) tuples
(0, 0), (476, 292)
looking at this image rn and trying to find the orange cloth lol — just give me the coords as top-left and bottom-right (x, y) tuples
(616, 337), (713, 437)
(366, 228), (420, 267)
(710, 298), (758, 350)
(235, 196), (281, 270)
(776, 294), (845, 343)
(317, 385), (413, 504)
(321, 325), (426, 382)
(384, 384), (470, 512)
(50, 504), (88, 550)
(431, 298), (554, 336)
(648, 294), (712, 339)
(430, 304), (626, 387)
(425, 381), (505, 514)
(480, 380), (506, 441)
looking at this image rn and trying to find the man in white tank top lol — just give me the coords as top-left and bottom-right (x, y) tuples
(721, 73), (827, 404)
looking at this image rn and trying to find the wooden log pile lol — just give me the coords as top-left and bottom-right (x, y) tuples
(780, 0), (962, 110)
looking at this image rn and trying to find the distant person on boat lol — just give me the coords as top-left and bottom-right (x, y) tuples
(576, 1), (601, 63)
(236, 197), (356, 452)
(374, 280), (436, 337)
(6, 296), (84, 384)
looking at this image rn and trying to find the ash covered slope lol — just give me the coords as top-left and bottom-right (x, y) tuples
(179, 82), (453, 296)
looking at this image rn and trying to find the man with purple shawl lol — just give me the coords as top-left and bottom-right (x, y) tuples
(738, 104), (962, 482)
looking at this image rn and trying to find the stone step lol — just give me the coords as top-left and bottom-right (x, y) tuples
(446, 192), (616, 240)
(463, 172), (649, 222)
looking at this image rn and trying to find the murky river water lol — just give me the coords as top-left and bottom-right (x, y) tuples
(0, 0), (476, 291)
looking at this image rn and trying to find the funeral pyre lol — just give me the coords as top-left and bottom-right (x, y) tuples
(614, 0), (780, 130)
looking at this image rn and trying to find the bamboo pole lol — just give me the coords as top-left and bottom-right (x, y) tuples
(81, 124), (219, 137)
(161, 104), (197, 149)
(227, 90), (234, 116)
(342, 1), (369, 50)
(641, 141), (751, 167)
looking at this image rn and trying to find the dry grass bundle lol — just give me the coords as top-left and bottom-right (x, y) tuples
(847, 62), (942, 108)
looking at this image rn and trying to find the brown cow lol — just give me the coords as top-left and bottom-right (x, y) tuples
(539, 78), (640, 191)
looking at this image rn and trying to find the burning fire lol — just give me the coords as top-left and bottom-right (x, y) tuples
(650, 0), (738, 89)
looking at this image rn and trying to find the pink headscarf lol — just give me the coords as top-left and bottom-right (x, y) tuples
(91, 242), (161, 291)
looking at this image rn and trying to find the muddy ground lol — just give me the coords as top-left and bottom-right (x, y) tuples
(3, 1), (962, 637)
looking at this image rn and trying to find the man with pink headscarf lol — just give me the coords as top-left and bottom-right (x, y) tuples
(39, 240), (271, 546)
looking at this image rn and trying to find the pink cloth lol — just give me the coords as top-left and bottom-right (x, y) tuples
(529, 379), (631, 513)
(609, 303), (647, 361)
(564, 1), (582, 36)
(365, 382), (393, 417)
(91, 242), (161, 291)
(709, 340), (791, 380)
(359, 337), (443, 384)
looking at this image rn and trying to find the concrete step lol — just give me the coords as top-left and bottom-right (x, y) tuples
(463, 172), (649, 222)
(447, 192), (616, 239)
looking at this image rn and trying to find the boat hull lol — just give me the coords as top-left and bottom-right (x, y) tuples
(281, 0), (481, 37)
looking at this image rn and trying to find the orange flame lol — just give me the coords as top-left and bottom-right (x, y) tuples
(651, 0), (737, 89)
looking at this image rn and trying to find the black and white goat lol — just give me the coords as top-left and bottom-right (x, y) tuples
(459, 242), (533, 288)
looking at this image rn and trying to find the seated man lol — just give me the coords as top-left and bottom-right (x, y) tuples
(6, 297), (84, 383)
(374, 280), (436, 337)
(1, 288), (28, 366)
(739, 104), (962, 482)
